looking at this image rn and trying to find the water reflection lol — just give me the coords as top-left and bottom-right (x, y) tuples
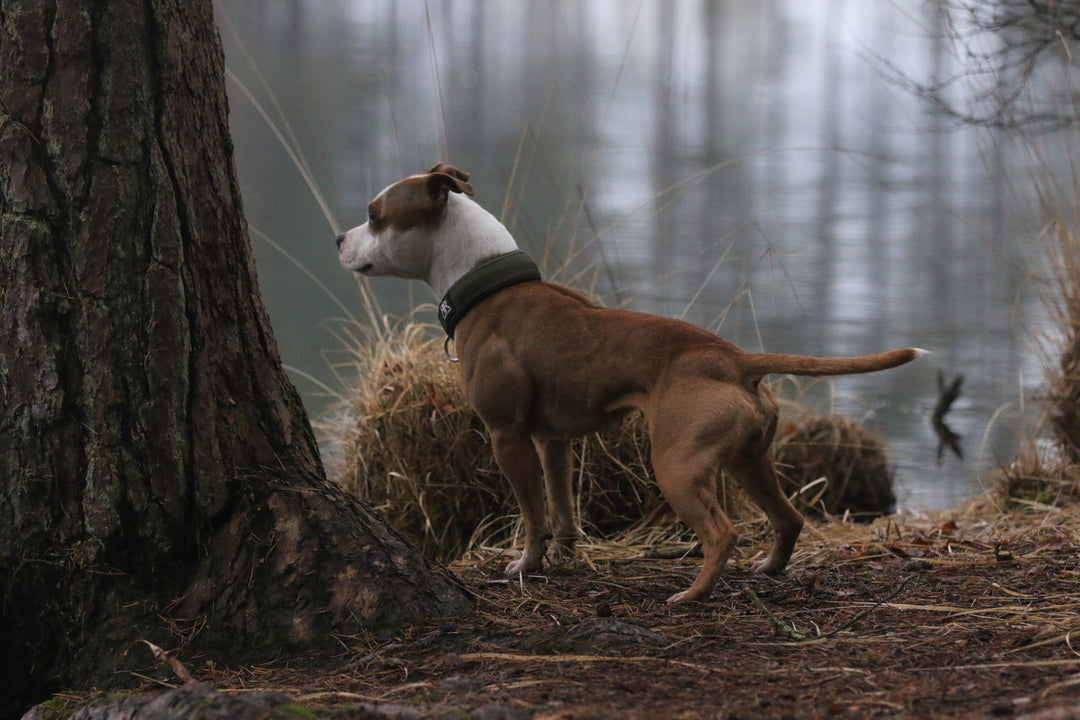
(216, 0), (1073, 510)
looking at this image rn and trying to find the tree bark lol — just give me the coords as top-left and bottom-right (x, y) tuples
(0, 1), (470, 716)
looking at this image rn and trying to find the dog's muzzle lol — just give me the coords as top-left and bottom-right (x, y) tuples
(335, 233), (347, 249)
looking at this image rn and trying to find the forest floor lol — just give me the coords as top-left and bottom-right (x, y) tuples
(71, 498), (1080, 720)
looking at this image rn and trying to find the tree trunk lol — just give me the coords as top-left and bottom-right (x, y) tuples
(0, 1), (470, 716)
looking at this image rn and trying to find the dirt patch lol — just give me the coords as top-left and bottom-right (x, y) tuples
(52, 502), (1080, 720)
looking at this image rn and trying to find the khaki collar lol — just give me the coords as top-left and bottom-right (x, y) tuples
(438, 250), (541, 338)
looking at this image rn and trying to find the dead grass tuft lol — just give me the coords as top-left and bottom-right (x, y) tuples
(1044, 221), (1080, 461)
(774, 414), (897, 520)
(993, 219), (1080, 506)
(994, 442), (1080, 508)
(327, 319), (505, 564)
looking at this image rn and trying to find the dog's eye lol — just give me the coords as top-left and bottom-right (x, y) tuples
(367, 207), (378, 224)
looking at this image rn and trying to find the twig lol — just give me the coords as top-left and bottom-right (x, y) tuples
(460, 651), (650, 663)
(353, 632), (443, 667)
(458, 651), (715, 674)
(142, 640), (197, 684)
(737, 585), (809, 641)
(818, 575), (918, 639)
(737, 575), (917, 642)
(642, 543), (703, 560)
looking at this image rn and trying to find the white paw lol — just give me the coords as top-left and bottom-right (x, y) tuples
(505, 557), (541, 577)
(751, 557), (783, 575)
(666, 590), (690, 604)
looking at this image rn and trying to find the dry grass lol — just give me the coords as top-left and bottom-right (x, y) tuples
(773, 414), (896, 520)
(1043, 221), (1080, 460)
(996, 443), (1080, 509)
(994, 219), (1080, 505)
(326, 318), (506, 563)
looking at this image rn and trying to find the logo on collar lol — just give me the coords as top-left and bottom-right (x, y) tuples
(438, 298), (454, 323)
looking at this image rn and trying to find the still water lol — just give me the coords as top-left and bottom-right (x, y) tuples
(216, 0), (1075, 510)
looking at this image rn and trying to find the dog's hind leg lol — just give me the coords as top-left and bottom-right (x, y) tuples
(651, 446), (737, 604)
(535, 436), (578, 555)
(729, 453), (804, 575)
(491, 427), (551, 576)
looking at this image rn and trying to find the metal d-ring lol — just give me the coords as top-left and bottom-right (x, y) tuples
(444, 335), (459, 362)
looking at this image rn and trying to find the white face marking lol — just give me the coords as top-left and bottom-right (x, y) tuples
(337, 170), (520, 297)
(337, 177), (437, 281)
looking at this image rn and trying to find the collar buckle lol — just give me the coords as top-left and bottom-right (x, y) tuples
(444, 335), (458, 362)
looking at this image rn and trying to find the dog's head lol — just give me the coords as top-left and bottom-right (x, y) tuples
(336, 163), (474, 280)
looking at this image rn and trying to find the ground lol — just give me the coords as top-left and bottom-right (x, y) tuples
(42, 502), (1080, 720)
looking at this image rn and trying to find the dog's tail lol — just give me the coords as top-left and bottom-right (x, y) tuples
(740, 347), (927, 381)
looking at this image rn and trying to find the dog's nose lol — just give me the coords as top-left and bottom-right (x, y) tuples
(335, 233), (346, 249)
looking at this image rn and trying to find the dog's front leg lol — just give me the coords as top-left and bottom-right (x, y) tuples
(491, 427), (550, 576)
(534, 436), (578, 556)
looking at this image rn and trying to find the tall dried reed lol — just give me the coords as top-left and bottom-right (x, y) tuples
(996, 220), (1080, 504)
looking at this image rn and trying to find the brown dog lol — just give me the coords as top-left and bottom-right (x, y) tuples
(337, 163), (924, 603)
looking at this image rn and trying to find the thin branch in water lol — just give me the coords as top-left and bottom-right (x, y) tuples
(932, 370), (964, 462)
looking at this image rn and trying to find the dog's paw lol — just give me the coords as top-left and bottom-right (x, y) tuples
(751, 557), (785, 576)
(505, 557), (542, 577)
(667, 589), (709, 604)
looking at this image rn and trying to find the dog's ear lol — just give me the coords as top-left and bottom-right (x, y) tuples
(428, 163), (475, 196)
(429, 163), (470, 182)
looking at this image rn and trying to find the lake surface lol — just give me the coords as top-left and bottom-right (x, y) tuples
(215, 0), (1077, 510)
